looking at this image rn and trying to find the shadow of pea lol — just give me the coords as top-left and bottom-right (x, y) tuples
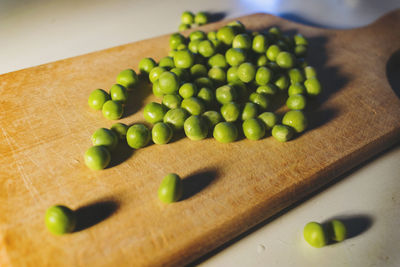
(74, 200), (120, 232)
(181, 169), (219, 201)
(386, 49), (400, 99)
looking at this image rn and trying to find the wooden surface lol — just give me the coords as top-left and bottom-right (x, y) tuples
(1, 10), (400, 267)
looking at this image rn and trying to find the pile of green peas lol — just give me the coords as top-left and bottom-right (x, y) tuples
(303, 219), (347, 247)
(179, 11), (209, 31)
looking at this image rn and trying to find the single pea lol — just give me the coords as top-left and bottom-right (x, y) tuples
(276, 51), (295, 69)
(143, 102), (167, 124)
(217, 26), (235, 46)
(179, 83), (198, 99)
(116, 69), (139, 90)
(286, 94), (307, 110)
(256, 54), (268, 66)
(303, 222), (327, 248)
(213, 122), (238, 143)
(181, 97), (205, 115)
(188, 39), (202, 53)
(255, 66), (273, 86)
(241, 102), (258, 120)
(295, 45), (308, 57)
(216, 85), (238, 104)
(220, 102), (240, 122)
(258, 112), (278, 130)
(91, 128), (118, 151)
(126, 124), (151, 149)
(256, 83), (278, 96)
(237, 62), (256, 83)
(45, 205), (76, 235)
(158, 173), (183, 203)
(227, 66), (240, 83)
(271, 124), (293, 142)
(162, 94), (182, 109)
(88, 89), (110, 110)
(230, 82), (248, 101)
(170, 67), (189, 82)
(225, 48), (247, 66)
(288, 83), (306, 96)
(274, 73), (290, 91)
(176, 43), (188, 51)
(207, 31), (217, 41)
(227, 20), (246, 34)
(232, 33), (252, 50)
(294, 33), (308, 46)
(158, 71), (179, 94)
(84, 145), (111, 170)
(288, 68), (305, 84)
(163, 108), (189, 131)
(110, 84), (128, 104)
(138, 57), (157, 76)
(195, 12), (208, 25)
(173, 50), (195, 69)
(243, 118), (265, 140)
(152, 122), (173, 144)
(304, 66), (317, 79)
(178, 23), (191, 32)
(304, 77), (322, 96)
(198, 40), (216, 58)
(208, 53), (228, 68)
(184, 115), (209, 140)
(282, 110), (307, 133)
(327, 219), (347, 242)
(181, 11), (195, 25)
(159, 56), (175, 69)
(111, 122), (129, 140)
(149, 66), (167, 83)
(189, 30), (207, 41)
(190, 64), (208, 79)
(208, 67), (226, 85)
(266, 44), (281, 62)
(195, 77), (214, 89)
(252, 34), (268, 54)
(170, 33), (186, 50)
(102, 100), (123, 120)
(152, 80), (164, 97)
(202, 110), (223, 128)
(249, 92), (269, 110)
(197, 87), (215, 108)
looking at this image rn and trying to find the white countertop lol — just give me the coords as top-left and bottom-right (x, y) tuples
(1, 0), (399, 266)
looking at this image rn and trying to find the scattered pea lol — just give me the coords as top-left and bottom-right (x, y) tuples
(149, 66), (167, 84)
(327, 219), (347, 242)
(126, 124), (151, 149)
(225, 48), (247, 66)
(288, 83), (306, 96)
(184, 115), (209, 140)
(282, 110), (307, 133)
(102, 100), (123, 120)
(256, 83), (278, 96)
(116, 69), (138, 90)
(143, 102), (167, 124)
(216, 85), (237, 104)
(170, 33), (186, 50)
(255, 66), (273, 86)
(110, 84), (128, 104)
(217, 26), (235, 46)
(158, 173), (183, 203)
(159, 56), (175, 69)
(242, 118), (266, 140)
(45, 205), (76, 235)
(252, 34), (268, 54)
(190, 64), (208, 79)
(173, 50), (195, 69)
(181, 11), (195, 25)
(213, 122), (238, 143)
(88, 89), (110, 110)
(208, 53), (228, 68)
(152, 122), (173, 144)
(91, 128), (118, 151)
(271, 124), (293, 142)
(179, 83), (198, 99)
(198, 40), (216, 58)
(249, 92), (269, 110)
(158, 71), (179, 94)
(111, 123), (129, 140)
(139, 57), (157, 76)
(232, 34), (252, 50)
(303, 222), (327, 248)
(84, 145), (111, 170)
(195, 12), (208, 25)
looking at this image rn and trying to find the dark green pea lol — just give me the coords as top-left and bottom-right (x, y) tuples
(116, 69), (139, 90)
(216, 85), (237, 104)
(158, 173), (183, 203)
(126, 124), (151, 149)
(304, 77), (322, 96)
(170, 67), (189, 82)
(227, 20), (246, 34)
(45, 205), (76, 235)
(282, 110), (307, 133)
(190, 30), (207, 41)
(269, 26), (282, 38)
(266, 44), (281, 62)
(295, 45), (308, 57)
(276, 39), (290, 51)
(163, 108), (189, 131)
(225, 48), (247, 66)
(202, 110), (223, 128)
(179, 83), (198, 99)
(152, 80), (164, 97)
(249, 92), (269, 110)
(227, 66), (240, 83)
(195, 12), (208, 25)
(181, 96), (205, 115)
(173, 50), (195, 69)
(84, 145), (111, 170)
(181, 11), (195, 24)
(241, 102), (258, 120)
(138, 57), (157, 76)
(195, 77), (214, 89)
(188, 39), (202, 53)
(149, 66), (167, 83)
(213, 122), (238, 143)
(256, 54), (268, 66)
(178, 23), (191, 32)
(158, 71), (179, 94)
(110, 84), (128, 104)
(242, 118), (265, 140)
(294, 33), (308, 46)
(274, 73), (290, 91)
(238, 62), (256, 83)
(162, 94), (182, 109)
(91, 128), (118, 151)
(208, 53), (228, 68)
(217, 26), (236, 46)
(271, 124), (293, 142)
(197, 87), (215, 108)
(208, 67), (226, 85)
(190, 64), (208, 78)
(102, 100), (123, 120)
(286, 94), (307, 110)
(184, 115), (209, 140)
(255, 66), (273, 86)
(276, 52), (295, 69)
(88, 89), (110, 110)
(256, 83), (278, 96)
(170, 33), (186, 50)
(288, 82), (306, 96)
(152, 122), (173, 145)
(266, 61), (279, 72)
(220, 102), (240, 122)
(159, 56), (175, 69)
(143, 102), (167, 124)
(198, 40), (216, 58)
(288, 68), (305, 84)
(258, 112), (278, 130)
(111, 122), (129, 140)
(193, 53), (207, 65)
(232, 33), (252, 50)
(304, 66), (317, 79)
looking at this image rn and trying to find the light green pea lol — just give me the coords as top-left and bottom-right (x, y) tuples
(220, 102), (240, 122)
(225, 48), (247, 66)
(232, 33), (252, 50)
(162, 94), (182, 109)
(190, 30), (207, 41)
(252, 34), (268, 54)
(258, 112), (278, 130)
(170, 67), (189, 82)
(143, 102), (167, 124)
(208, 54), (228, 68)
(282, 110), (307, 133)
(276, 52), (295, 69)
(179, 83), (198, 99)
(152, 122), (173, 144)
(188, 39), (202, 53)
(88, 89), (110, 110)
(139, 57), (157, 76)
(195, 12), (208, 25)
(304, 77), (322, 96)
(303, 222), (327, 248)
(213, 122), (238, 143)
(152, 80), (164, 97)
(327, 220), (347, 242)
(241, 102), (258, 121)
(288, 68), (305, 84)
(202, 110), (223, 128)
(84, 145), (111, 170)
(184, 115), (209, 140)
(198, 40), (216, 58)
(195, 77), (214, 89)
(111, 122), (129, 140)
(242, 118), (265, 140)
(181, 96), (205, 115)
(178, 23), (191, 32)
(159, 56), (175, 69)
(304, 66), (317, 79)
(256, 83), (278, 96)
(208, 67), (226, 85)
(102, 100), (123, 120)
(227, 20), (246, 34)
(91, 128), (118, 151)
(45, 205), (76, 235)
(249, 92), (269, 110)
(163, 108), (189, 131)
(110, 84), (128, 104)
(158, 173), (183, 203)
(216, 85), (237, 104)
(227, 66), (240, 83)
(288, 82), (306, 96)
(238, 62), (256, 83)
(294, 33), (308, 46)
(274, 73), (290, 91)
(271, 124), (293, 142)
(255, 66), (273, 85)
(173, 50), (195, 69)
(197, 87), (215, 108)
(116, 69), (138, 90)
(158, 71), (179, 94)
(126, 124), (151, 149)
(266, 44), (281, 62)
(256, 54), (268, 66)
(149, 66), (167, 84)
(286, 94), (307, 110)
(181, 11), (194, 24)
(217, 26), (235, 46)
(170, 33), (186, 50)
(295, 45), (308, 57)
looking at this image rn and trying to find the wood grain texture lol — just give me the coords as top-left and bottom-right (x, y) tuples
(1, 10), (400, 267)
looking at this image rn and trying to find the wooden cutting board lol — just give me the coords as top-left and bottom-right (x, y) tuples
(1, 10), (400, 267)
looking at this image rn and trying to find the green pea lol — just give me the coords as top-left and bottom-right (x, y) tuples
(195, 12), (208, 25)
(143, 102), (167, 124)
(286, 94), (307, 110)
(295, 45), (308, 57)
(116, 69), (139, 90)
(149, 66), (167, 84)
(258, 112), (278, 130)
(271, 124), (293, 142)
(266, 45), (281, 62)
(207, 31), (217, 40)
(184, 115), (209, 140)
(288, 68), (305, 84)
(197, 87), (215, 108)
(238, 62), (256, 83)
(216, 85), (237, 104)
(158, 173), (183, 203)
(243, 118), (265, 140)
(45, 205), (76, 235)
(227, 20), (246, 34)
(225, 48), (247, 66)
(303, 222), (327, 248)
(232, 33), (252, 50)
(227, 66), (240, 83)
(158, 71), (179, 94)
(162, 94), (182, 109)
(304, 66), (317, 79)
(241, 102), (258, 120)
(173, 50), (195, 69)
(288, 82), (306, 96)
(178, 23), (191, 32)
(110, 84), (128, 104)
(208, 53), (228, 68)
(102, 100), (123, 120)
(252, 34), (268, 54)
(249, 92), (269, 110)
(276, 52), (295, 69)
(326, 219), (347, 242)
(213, 122), (238, 143)
(195, 77), (214, 89)
(179, 83), (198, 99)
(255, 66), (273, 86)
(152, 80), (164, 97)
(220, 102), (240, 122)
(170, 67), (189, 82)
(163, 108), (189, 131)
(268, 26), (282, 38)
(84, 145), (111, 170)
(159, 56), (175, 69)
(91, 128), (118, 151)
(126, 124), (151, 149)
(274, 73), (290, 91)
(170, 33), (186, 50)
(304, 77), (322, 96)
(88, 89), (110, 110)
(188, 39), (201, 53)
(217, 26), (235, 46)
(111, 122), (129, 140)
(256, 83), (278, 96)
(198, 40), (216, 58)
(282, 110), (307, 133)
(208, 67), (226, 85)
(181, 11), (194, 24)
(190, 64), (208, 79)
(190, 30), (207, 41)
(138, 57), (157, 76)
(152, 122), (173, 144)
(202, 110), (223, 128)
(181, 97), (205, 115)
(294, 33), (308, 46)
(256, 54), (268, 66)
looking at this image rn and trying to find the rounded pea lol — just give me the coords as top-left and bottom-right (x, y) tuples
(162, 94), (182, 109)
(255, 66), (273, 85)
(294, 33), (308, 46)
(202, 110), (223, 128)
(138, 57), (157, 76)
(195, 12), (208, 25)
(149, 66), (167, 83)
(243, 118), (265, 140)
(304, 77), (322, 96)
(295, 45), (308, 57)
(184, 115), (209, 140)
(288, 82), (306, 96)
(102, 100), (123, 120)
(173, 50), (194, 69)
(304, 66), (317, 79)
(91, 128), (118, 151)
(269, 26), (282, 39)
(238, 62), (256, 83)
(288, 68), (305, 84)
(181, 97), (205, 115)
(159, 56), (175, 69)
(152, 80), (164, 97)
(256, 83), (278, 96)
(271, 124), (293, 142)
(207, 30), (217, 40)
(45, 205), (76, 235)
(190, 64), (208, 79)
(232, 33), (252, 50)
(197, 87), (215, 108)
(111, 122), (129, 140)
(276, 51), (295, 69)
(327, 219), (347, 242)
(84, 145), (111, 170)
(266, 44), (281, 62)
(158, 71), (179, 94)
(252, 34), (268, 54)
(163, 108), (189, 131)
(181, 11), (194, 24)
(190, 30), (207, 42)
(158, 173), (183, 203)
(220, 102), (240, 122)
(286, 94), (307, 110)
(216, 85), (237, 104)
(208, 67), (226, 85)
(170, 67), (189, 82)
(170, 33), (186, 50)
(274, 73), (290, 91)
(188, 39), (201, 53)
(152, 122), (173, 144)
(143, 102), (167, 124)
(88, 89), (110, 110)
(126, 124), (151, 149)
(208, 53), (228, 68)
(227, 66), (240, 83)
(179, 83), (198, 99)
(282, 110), (307, 133)
(116, 69), (138, 90)
(227, 20), (246, 34)
(198, 40), (216, 58)
(213, 122), (238, 143)
(110, 84), (128, 104)
(256, 54), (268, 66)
(225, 48), (247, 66)
(258, 112), (278, 130)
(217, 26), (235, 46)
(241, 102), (258, 120)
(303, 222), (327, 248)
(249, 92), (269, 110)
(178, 23), (191, 32)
